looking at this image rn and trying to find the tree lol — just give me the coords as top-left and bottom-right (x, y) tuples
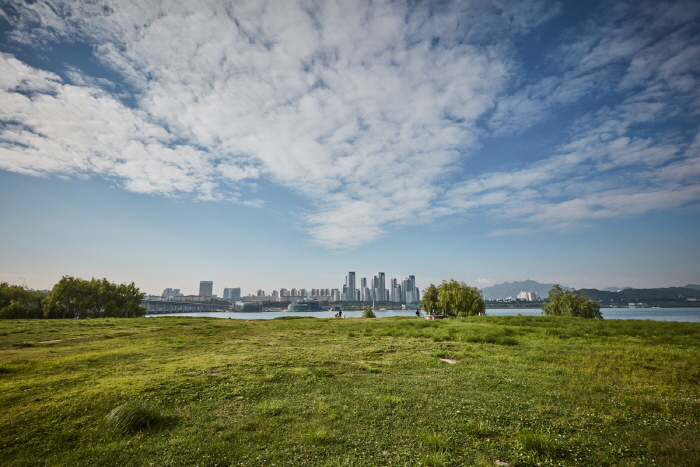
(0, 282), (44, 319)
(43, 276), (145, 319)
(362, 306), (376, 318)
(422, 280), (485, 317)
(421, 284), (439, 314)
(436, 279), (485, 317)
(542, 284), (603, 319)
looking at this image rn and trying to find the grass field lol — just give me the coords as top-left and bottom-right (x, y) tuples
(1, 315), (698, 466)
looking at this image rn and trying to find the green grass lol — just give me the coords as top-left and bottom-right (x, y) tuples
(0, 316), (699, 466)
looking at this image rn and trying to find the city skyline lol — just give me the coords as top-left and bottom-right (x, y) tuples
(155, 272), (420, 303)
(1, 1), (699, 294)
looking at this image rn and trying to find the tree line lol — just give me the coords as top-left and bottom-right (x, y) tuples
(421, 280), (602, 318)
(0, 276), (145, 319)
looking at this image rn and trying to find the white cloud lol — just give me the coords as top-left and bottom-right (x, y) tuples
(1, 0), (699, 247)
(0, 53), (243, 200)
(2, 0), (513, 247)
(449, 0), (700, 233)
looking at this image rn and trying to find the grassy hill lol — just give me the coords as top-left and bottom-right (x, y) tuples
(1, 316), (698, 466)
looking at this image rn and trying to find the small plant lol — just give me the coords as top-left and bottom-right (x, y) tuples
(420, 452), (449, 466)
(306, 428), (331, 443)
(418, 431), (450, 452)
(106, 401), (166, 433)
(257, 401), (285, 415)
(362, 306), (376, 318)
(461, 421), (493, 438)
(517, 429), (558, 456)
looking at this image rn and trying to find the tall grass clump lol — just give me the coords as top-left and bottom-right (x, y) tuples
(106, 401), (168, 433)
(517, 429), (559, 456)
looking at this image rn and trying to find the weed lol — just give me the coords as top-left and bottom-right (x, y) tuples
(418, 431), (450, 452)
(420, 452), (449, 466)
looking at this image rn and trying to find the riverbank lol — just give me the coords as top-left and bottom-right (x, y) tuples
(146, 307), (700, 323)
(1, 316), (698, 466)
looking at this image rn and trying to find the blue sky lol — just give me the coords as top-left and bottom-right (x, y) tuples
(1, 0), (699, 296)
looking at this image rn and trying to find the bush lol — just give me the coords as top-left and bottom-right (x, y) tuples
(362, 306), (376, 318)
(542, 284), (602, 319)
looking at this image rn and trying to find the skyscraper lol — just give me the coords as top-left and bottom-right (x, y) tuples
(199, 281), (213, 296)
(390, 278), (398, 302)
(403, 275), (417, 303)
(375, 272), (386, 301)
(346, 272), (356, 301)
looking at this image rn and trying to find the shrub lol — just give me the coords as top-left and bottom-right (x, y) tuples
(362, 306), (376, 318)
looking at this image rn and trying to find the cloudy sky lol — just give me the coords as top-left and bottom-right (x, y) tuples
(1, 0), (699, 295)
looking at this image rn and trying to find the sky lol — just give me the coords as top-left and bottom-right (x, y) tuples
(1, 0), (699, 296)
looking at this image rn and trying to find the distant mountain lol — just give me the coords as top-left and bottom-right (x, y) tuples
(480, 282), (700, 300)
(579, 287), (700, 301)
(480, 280), (564, 300)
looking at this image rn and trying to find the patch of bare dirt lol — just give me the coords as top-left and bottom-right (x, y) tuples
(439, 358), (459, 364)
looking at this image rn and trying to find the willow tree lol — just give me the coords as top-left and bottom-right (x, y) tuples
(542, 284), (602, 319)
(436, 280), (485, 317)
(421, 283), (439, 314)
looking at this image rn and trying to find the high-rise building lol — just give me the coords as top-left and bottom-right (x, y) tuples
(375, 272), (385, 301)
(393, 284), (402, 303)
(199, 281), (213, 296)
(223, 288), (241, 302)
(345, 272), (356, 301)
(390, 278), (398, 302)
(402, 275), (417, 303)
(360, 278), (367, 301)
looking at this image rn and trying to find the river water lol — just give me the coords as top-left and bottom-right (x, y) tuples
(147, 307), (700, 323)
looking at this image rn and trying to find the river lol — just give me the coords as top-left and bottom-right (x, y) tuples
(146, 307), (700, 323)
